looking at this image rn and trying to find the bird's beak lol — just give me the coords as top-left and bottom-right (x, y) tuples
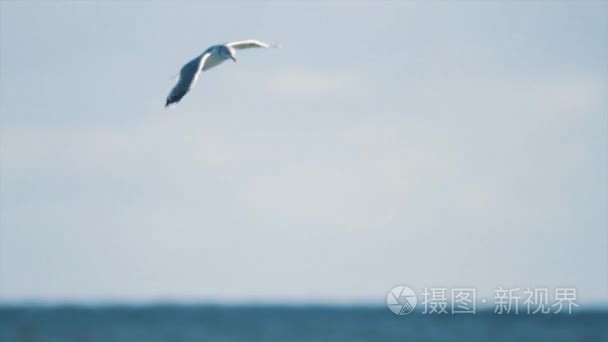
(231, 56), (237, 63)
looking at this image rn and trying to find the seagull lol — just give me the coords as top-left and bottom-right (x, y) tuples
(166, 40), (276, 107)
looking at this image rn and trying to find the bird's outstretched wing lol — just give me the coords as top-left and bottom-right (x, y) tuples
(226, 39), (276, 50)
(166, 52), (211, 107)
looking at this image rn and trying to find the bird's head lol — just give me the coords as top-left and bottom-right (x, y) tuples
(220, 45), (237, 63)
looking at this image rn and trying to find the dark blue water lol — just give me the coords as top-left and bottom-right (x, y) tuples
(1, 305), (606, 341)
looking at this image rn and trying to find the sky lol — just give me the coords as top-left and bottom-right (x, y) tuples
(0, 1), (606, 305)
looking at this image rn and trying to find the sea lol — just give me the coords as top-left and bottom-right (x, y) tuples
(0, 305), (607, 341)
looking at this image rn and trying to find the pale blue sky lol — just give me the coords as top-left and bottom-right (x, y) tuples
(0, 2), (606, 304)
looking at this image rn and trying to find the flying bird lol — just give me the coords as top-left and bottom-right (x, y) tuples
(166, 40), (276, 107)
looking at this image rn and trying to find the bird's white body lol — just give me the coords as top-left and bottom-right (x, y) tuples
(166, 40), (275, 107)
(201, 47), (231, 71)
